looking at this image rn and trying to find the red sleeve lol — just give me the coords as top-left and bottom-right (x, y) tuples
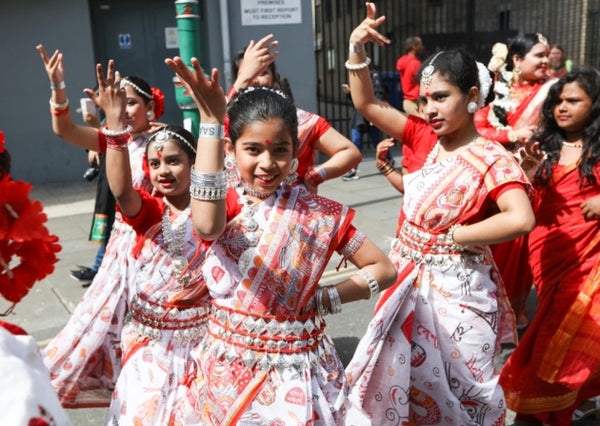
(401, 115), (437, 172)
(310, 115), (331, 140)
(120, 189), (165, 235)
(488, 181), (526, 201)
(474, 106), (511, 145)
(335, 225), (358, 252)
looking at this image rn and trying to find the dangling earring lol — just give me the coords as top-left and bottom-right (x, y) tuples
(224, 155), (240, 188)
(146, 110), (155, 121)
(513, 65), (522, 83)
(285, 158), (299, 185)
(467, 101), (478, 114)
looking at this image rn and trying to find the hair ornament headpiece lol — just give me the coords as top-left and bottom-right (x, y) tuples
(536, 33), (549, 47)
(476, 62), (493, 108)
(121, 78), (154, 100)
(234, 86), (288, 103)
(147, 129), (196, 154)
(421, 51), (444, 89)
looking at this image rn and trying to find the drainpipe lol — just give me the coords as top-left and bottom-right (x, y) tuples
(220, 0), (233, 89)
(173, 0), (202, 138)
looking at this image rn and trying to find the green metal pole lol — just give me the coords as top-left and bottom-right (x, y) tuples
(174, 0), (202, 138)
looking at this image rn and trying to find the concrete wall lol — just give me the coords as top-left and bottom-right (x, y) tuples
(0, 0), (97, 183)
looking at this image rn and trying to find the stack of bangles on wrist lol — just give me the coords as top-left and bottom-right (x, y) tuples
(305, 165), (327, 186)
(376, 161), (395, 176)
(316, 285), (342, 316)
(101, 125), (132, 149)
(49, 98), (69, 117)
(190, 167), (227, 201)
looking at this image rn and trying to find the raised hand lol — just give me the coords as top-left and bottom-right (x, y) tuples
(376, 138), (395, 163)
(349, 2), (390, 48)
(518, 140), (545, 179)
(236, 34), (279, 85)
(84, 60), (126, 130)
(36, 44), (65, 86)
(165, 56), (226, 123)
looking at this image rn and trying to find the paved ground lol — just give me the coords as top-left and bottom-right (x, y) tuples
(7, 148), (596, 425)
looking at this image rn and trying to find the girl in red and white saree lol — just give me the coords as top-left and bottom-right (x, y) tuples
(342, 4), (535, 424)
(166, 56), (397, 425)
(500, 68), (600, 425)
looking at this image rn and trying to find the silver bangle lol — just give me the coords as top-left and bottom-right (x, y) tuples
(357, 268), (380, 299)
(447, 224), (466, 252)
(189, 183), (228, 200)
(190, 167), (227, 186)
(349, 42), (365, 53)
(198, 123), (224, 139)
(49, 98), (69, 110)
(50, 81), (66, 90)
(316, 287), (327, 316)
(101, 125), (133, 137)
(344, 57), (371, 71)
(327, 285), (342, 315)
(340, 231), (366, 258)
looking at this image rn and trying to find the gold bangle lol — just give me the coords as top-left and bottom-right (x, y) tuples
(376, 161), (390, 171)
(382, 166), (395, 176)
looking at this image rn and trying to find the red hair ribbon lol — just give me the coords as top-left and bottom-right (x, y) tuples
(152, 87), (165, 119)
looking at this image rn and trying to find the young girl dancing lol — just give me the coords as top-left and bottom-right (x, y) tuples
(343, 4), (536, 425)
(501, 68), (600, 425)
(37, 45), (165, 407)
(92, 61), (210, 424)
(165, 56), (397, 425)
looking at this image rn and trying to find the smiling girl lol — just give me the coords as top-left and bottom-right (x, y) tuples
(37, 46), (167, 408)
(94, 61), (210, 424)
(500, 68), (600, 425)
(166, 55), (397, 425)
(342, 4), (535, 424)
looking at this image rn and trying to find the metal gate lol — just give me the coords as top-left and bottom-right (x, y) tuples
(314, 0), (600, 138)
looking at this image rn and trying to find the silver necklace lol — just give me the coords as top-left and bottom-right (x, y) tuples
(240, 179), (275, 200)
(161, 204), (191, 283)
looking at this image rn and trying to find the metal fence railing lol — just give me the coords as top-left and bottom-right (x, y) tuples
(314, 0), (600, 138)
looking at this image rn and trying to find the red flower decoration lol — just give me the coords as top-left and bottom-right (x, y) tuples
(0, 176), (61, 304)
(0, 130), (5, 153)
(152, 87), (165, 119)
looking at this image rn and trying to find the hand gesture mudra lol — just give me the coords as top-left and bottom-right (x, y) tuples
(37, 44), (65, 87)
(84, 60), (127, 129)
(165, 56), (226, 124)
(349, 2), (391, 48)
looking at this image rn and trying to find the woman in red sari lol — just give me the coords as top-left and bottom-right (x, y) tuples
(501, 68), (600, 425)
(475, 34), (556, 329)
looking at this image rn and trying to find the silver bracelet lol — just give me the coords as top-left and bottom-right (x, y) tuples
(357, 268), (380, 299)
(189, 183), (228, 200)
(340, 231), (366, 258)
(349, 42), (365, 53)
(101, 125), (133, 137)
(50, 81), (66, 90)
(198, 123), (224, 139)
(327, 285), (342, 315)
(316, 287), (327, 316)
(49, 98), (69, 110)
(190, 167), (227, 186)
(344, 57), (371, 71)
(447, 223), (466, 252)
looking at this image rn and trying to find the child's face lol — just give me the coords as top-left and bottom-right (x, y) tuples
(124, 85), (151, 133)
(147, 139), (192, 205)
(228, 118), (294, 197)
(554, 82), (592, 135)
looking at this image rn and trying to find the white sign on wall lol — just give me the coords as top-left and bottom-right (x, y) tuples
(240, 0), (301, 26)
(165, 27), (179, 49)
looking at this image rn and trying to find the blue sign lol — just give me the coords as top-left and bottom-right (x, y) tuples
(118, 33), (132, 49)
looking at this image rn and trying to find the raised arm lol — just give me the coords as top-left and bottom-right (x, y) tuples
(347, 3), (408, 141)
(37, 44), (101, 151)
(228, 34), (279, 100)
(91, 61), (142, 218)
(165, 56), (227, 240)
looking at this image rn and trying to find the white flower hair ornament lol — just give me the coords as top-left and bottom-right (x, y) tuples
(476, 62), (493, 109)
(487, 43), (508, 74)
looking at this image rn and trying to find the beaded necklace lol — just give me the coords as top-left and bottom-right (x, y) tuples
(562, 141), (583, 148)
(161, 204), (191, 285)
